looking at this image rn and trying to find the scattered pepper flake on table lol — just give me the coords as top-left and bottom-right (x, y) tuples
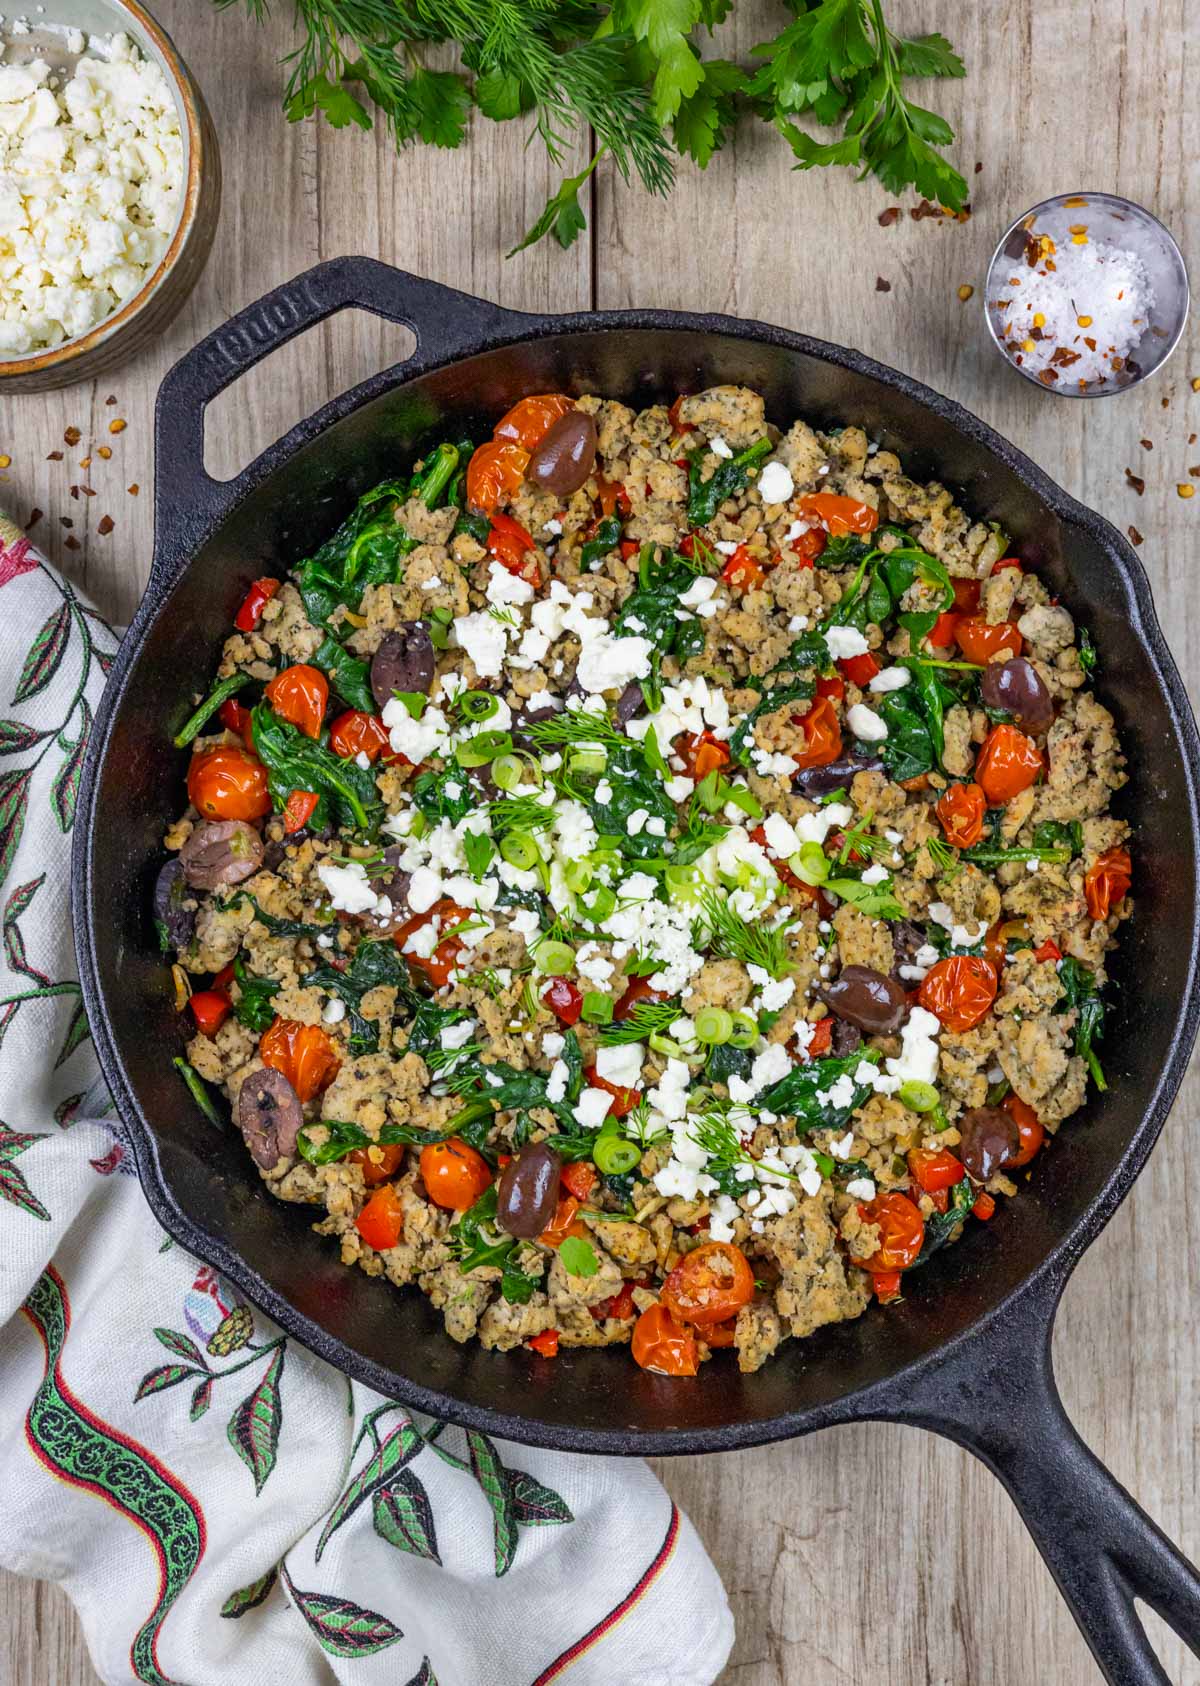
(878, 207), (900, 227)
(97, 514), (114, 535)
(46, 450), (62, 462)
(64, 426), (81, 447)
(1140, 438), (1153, 450)
(64, 534), (80, 550)
(128, 483), (140, 496)
(875, 277), (891, 292)
(1128, 525), (1144, 546)
(25, 508), (42, 531)
(1125, 468), (1146, 496)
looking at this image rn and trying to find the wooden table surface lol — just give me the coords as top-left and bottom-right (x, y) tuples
(2, 2), (1198, 1681)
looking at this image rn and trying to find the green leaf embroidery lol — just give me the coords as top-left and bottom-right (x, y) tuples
(0, 719), (45, 755)
(4, 874), (48, 984)
(466, 1430), (519, 1576)
(12, 603), (70, 704)
(507, 1468), (574, 1526)
(54, 999), (91, 1069)
(373, 1468), (441, 1563)
(220, 1565), (279, 1619)
(0, 1123), (49, 1221)
(154, 1326), (206, 1366)
(227, 1345), (285, 1495)
(135, 1363), (202, 1401)
(315, 1414), (423, 1559)
(189, 1377), (213, 1422)
(403, 1661), (438, 1686)
(282, 1570), (403, 1658)
(50, 699), (91, 833)
(0, 766), (32, 892)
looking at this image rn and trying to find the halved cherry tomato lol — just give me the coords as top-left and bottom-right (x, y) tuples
(1084, 847), (1132, 922)
(991, 557), (1023, 575)
(527, 1329), (560, 1358)
(487, 512), (540, 588)
(613, 977), (671, 1021)
(936, 781), (986, 849)
(951, 577), (982, 612)
(668, 394), (695, 434)
(542, 976), (584, 1025)
(330, 710), (391, 764)
(788, 527), (827, 565)
(871, 1269), (903, 1304)
(583, 1066), (640, 1119)
(837, 651), (880, 687)
(907, 1147), (966, 1193)
(259, 1017), (341, 1102)
(283, 790), (320, 833)
(701, 1319), (738, 1348)
(798, 492), (879, 536)
(419, 1140), (491, 1211)
(1002, 1093), (1045, 1168)
(619, 540), (640, 561)
(814, 673), (846, 703)
(561, 1162), (598, 1201)
(466, 438), (529, 516)
(955, 616), (1023, 665)
(927, 611), (960, 648)
(975, 723), (1043, 805)
(804, 1017), (834, 1059)
(218, 697), (254, 747)
(265, 664), (328, 739)
(972, 1192), (997, 1220)
(189, 989), (230, 1037)
(859, 1191), (925, 1273)
(661, 1241), (754, 1326)
(590, 1278), (649, 1321)
(234, 577), (280, 632)
(540, 1193), (589, 1248)
(794, 695), (843, 769)
(393, 898), (469, 990)
(355, 1184), (404, 1250)
(928, 1186), (950, 1214)
(187, 745), (271, 822)
(349, 1142), (406, 1186)
(721, 544), (767, 592)
(918, 955), (998, 1033)
(632, 1304), (699, 1376)
(675, 730), (730, 781)
(494, 394), (574, 450)
(211, 963), (236, 992)
(1034, 938), (1062, 963)
(595, 476), (631, 520)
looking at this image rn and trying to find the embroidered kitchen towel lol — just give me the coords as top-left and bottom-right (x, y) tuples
(0, 515), (735, 1686)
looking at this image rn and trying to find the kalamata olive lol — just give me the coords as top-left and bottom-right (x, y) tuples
(527, 410), (597, 498)
(956, 1106), (1021, 1184)
(614, 680), (646, 725)
(152, 858), (196, 951)
(371, 623), (434, 710)
(792, 753), (884, 798)
(496, 1141), (563, 1238)
(818, 964), (910, 1035)
(262, 818), (334, 872)
(979, 657), (1054, 733)
(831, 1019), (862, 1058)
(237, 1068), (303, 1169)
(891, 920), (927, 970)
(180, 819), (264, 890)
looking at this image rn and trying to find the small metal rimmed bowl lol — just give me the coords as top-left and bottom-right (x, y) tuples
(0, 0), (220, 393)
(984, 191), (1189, 398)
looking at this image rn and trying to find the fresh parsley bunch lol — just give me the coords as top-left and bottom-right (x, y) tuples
(220, 1), (966, 253)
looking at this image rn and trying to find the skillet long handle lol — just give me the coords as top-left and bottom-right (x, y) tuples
(150, 257), (531, 590)
(879, 1281), (1200, 1685)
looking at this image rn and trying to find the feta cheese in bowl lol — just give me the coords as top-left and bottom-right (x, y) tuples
(0, 0), (219, 390)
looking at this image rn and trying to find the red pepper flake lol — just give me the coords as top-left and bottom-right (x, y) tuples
(875, 277), (891, 292)
(80, 484), (96, 497)
(910, 198), (939, 221)
(59, 515), (73, 529)
(97, 514), (114, 536)
(878, 207), (900, 226)
(974, 161), (983, 173)
(63, 426), (81, 447)
(64, 534), (80, 550)
(69, 486), (79, 500)
(1038, 369), (1058, 385)
(1128, 524), (1144, 546)
(1190, 433), (1197, 445)
(1125, 468), (1145, 496)
(46, 450), (63, 461)
(1050, 347), (1082, 368)
(128, 482), (140, 496)
(1162, 396), (1170, 409)
(25, 508), (42, 531)
(105, 394), (117, 405)
(1140, 438), (1153, 450)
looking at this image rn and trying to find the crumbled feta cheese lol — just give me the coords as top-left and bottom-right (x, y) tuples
(575, 942), (614, 988)
(825, 625), (870, 660)
(317, 860), (378, 915)
(406, 866), (443, 915)
(595, 1043), (644, 1087)
(574, 1087), (614, 1130)
(727, 1041), (792, 1103)
(644, 816), (667, 838)
(831, 1130), (854, 1160)
(869, 665), (911, 693)
(845, 1176), (876, 1200)
(846, 702), (888, 742)
(885, 1005), (941, 1087)
(543, 517), (563, 536)
(626, 808), (649, 836)
(708, 1193), (741, 1242)
(762, 812), (801, 858)
(575, 631), (653, 696)
(322, 997), (346, 1025)
(709, 434), (733, 459)
(382, 700), (451, 764)
(793, 802), (854, 847)
(861, 863), (889, 886)
(757, 460), (795, 505)
(546, 1060), (570, 1105)
(665, 775), (695, 801)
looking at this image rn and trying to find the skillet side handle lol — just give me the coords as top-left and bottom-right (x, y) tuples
(879, 1281), (1200, 1686)
(151, 257), (531, 589)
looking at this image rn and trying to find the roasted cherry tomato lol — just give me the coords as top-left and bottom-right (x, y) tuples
(613, 977), (671, 1021)
(189, 989), (231, 1037)
(355, 1184), (404, 1250)
(234, 577), (280, 632)
(1033, 938), (1063, 963)
(992, 557), (1023, 575)
(419, 1140), (491, 1211)
(282, 789), (320, 834)
(837, 651), (880, 687)
(918, 954), (998, 1033)
(1084, 847), (1132, 922)
(187, 745), (271, 822)
(1002, 1093), (1045, 1168)
(349, 1142), (406, 1186)
(794, 695), (843, 769)
(542, 976), (584, 1025)
(814, 673), (845, 703)
(561, 1162), (598, 1201)
(330, 710), (391, 764)
(972, 1192), (996, 1220)
(583, 1066), (640, 1120)
(393, 898), (469, 990)
(907, 1147), (966, 1193)
(590, 1278), (648, 1321)
(594, 475), (631, 519)
(218, 696), (254, 747)
(487, 512), (540, 588)
(526, 1329), (560, 1358)
(619, 540), (640, 561)
(804, 1017), (834, 1059)
(788, 527), (827, 565)
(259, 1017), (341, 1103)
(721, 544), (767, 592)
(936, 781), (986, 849)
(494, 393), (574, 450)
(797, 492), (879, 536)
(631, 1304), (699, 1376)
(871, 1269), (903, 1304)
(975, 723), (1043, 805)
(951, 577), (982, 612)
(667, 394), (695, 434)
(540, 1193), (589, 1248)
(954, 616), (1024, 665)
(927, 611), (960, 649)
(675, 730), (730, 781)
(699, 1318), (738, 1348)
(466, 438), (529, 516)
(859, 1191), (925, 1273)
(661, 1241), (754, 1326)
(265, 664), (329, 739)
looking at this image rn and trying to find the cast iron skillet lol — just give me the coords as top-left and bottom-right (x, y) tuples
(75, 258), (1200, 1684)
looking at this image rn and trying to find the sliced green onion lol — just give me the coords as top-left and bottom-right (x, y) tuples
(693, 770), (725, 813)
(564, 859), (594, 895)
(664, 862), (706, 906)
(727, 1012), (758, 1049)
(456, 729), (513, 768)
(458, 690), (498, 722)
(580, 884), (616, 922)
(648, 1030), (688, 1058)
(491, 753), (524, 792)
(694, 1006), (733, 1045)
(581, 991), (613, 1024)
(173, 672), (249, 749)
(534, 939), (575, 976)
(898, 1079), (940, 1113)
(789, 842), (830, 886)
(569, 749), (607, 778)
(500, 831), (540, 871)
(593, 1135), (640, 1175)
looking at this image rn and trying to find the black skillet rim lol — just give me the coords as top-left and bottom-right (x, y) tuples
(73, 300), (1200, 1456)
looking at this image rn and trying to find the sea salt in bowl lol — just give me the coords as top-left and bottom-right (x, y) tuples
(984, 192), (1188, 398)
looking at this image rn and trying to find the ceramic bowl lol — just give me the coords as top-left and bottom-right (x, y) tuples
(0, 0), (220, 392)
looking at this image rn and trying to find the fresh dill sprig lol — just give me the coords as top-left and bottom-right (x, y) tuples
(597, 1000), (681, 1046)
(488, 795), (556, 835)
(526, 709), (625, 751)
(926, 836), (963, 880)
(694, 887), (792, 981)
(624, 1096), (670, 1150)
(425, 1041), (484, 1076)
(836, 811), (892, 865)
